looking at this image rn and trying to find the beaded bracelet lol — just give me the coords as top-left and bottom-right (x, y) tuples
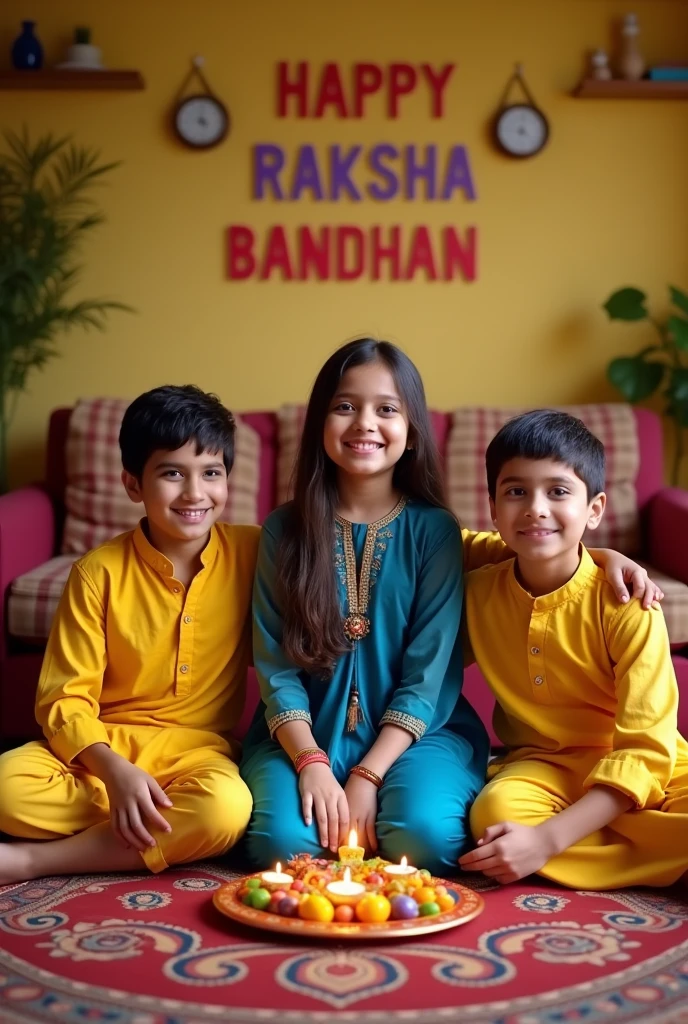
(349, 764), (383, 788)
(294, 747), (330, 774)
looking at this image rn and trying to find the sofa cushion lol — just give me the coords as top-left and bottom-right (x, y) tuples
(8, 555), (77, 642)
(276, 404), (452, 505)
(61, 398), (261, 555)
(638, 562), (688, 647)
(447, 404), (641, 554)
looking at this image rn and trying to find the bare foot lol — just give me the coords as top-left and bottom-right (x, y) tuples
(0, 824), (144, 885)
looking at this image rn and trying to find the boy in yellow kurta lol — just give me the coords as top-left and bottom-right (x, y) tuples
(459, 409), (688, 890)
(0, 385), (259, 884)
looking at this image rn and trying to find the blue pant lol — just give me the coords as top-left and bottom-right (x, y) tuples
(240, 729), (486, 877)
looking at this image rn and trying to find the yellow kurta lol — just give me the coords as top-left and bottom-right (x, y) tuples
(466, 546), (688, 889)
(0, 521), (260, 873)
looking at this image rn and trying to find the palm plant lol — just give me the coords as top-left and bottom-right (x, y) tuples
(604, 285), (688, 484)
(0, 128), (131, 492)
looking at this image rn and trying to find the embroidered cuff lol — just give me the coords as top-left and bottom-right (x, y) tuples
(380, 709), (426, 742)
(267, 709), (313, 739)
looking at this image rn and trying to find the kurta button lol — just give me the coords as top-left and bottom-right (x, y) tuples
(531, 646), (540, 655)
(184, 615), (192, 624)
(180, 664), (189, 673)
(534, 675), (543, 685)
(172, 587), (181, 594)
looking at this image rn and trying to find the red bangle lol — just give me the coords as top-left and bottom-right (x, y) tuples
(349, 764), (383, 788)
(293, 746), (323, 766)
(294, 752), (330, 774)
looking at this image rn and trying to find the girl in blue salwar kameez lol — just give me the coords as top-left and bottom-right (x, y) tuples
(239, 340), (664, 876)
(240, 339), (489, 875)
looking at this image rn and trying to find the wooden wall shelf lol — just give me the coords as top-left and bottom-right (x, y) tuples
(574, 78), (688, 99)
(0, 70), (144, 91)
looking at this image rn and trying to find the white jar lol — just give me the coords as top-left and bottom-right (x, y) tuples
(66, 42), (102, 68)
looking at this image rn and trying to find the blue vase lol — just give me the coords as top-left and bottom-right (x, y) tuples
(11, 21), (43, 70)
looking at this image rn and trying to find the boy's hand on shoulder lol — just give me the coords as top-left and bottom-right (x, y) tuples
(458, 821), (557, 884)
(596, 550), (664, 610)
(98, 754), (173, 852)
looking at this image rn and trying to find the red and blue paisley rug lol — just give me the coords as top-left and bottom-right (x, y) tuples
(1, 865), (687, 1023)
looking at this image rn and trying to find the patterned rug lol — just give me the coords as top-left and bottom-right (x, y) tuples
(1, 865), (688, 1024)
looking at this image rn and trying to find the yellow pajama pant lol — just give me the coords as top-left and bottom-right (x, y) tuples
(0, 725), (253, 874)
(470, 747), (688, 889)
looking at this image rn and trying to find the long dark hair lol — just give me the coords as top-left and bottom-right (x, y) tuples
(279, 338), (450, 678)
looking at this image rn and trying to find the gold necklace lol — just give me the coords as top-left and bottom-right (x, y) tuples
(335, 496), (408, 731)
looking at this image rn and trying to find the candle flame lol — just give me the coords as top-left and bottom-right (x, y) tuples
(343, 867), (351, 883)
(275, 862), (282, 873)
(348, 828), (358, 847)
(400, 856), (408, 868)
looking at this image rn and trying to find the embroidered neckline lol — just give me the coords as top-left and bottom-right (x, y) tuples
(334, 495), (407, 733)
(335, 496), (407, 638)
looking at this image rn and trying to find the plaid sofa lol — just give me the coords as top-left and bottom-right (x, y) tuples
(1, 399), (687, 741)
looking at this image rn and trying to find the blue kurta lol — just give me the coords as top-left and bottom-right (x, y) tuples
(240, 499), (489, 875)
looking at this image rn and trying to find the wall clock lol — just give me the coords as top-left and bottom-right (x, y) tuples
(493, 64), (549, 159)
(172, 56), (230, 150)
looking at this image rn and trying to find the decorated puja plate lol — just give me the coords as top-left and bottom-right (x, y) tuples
(213, 852), (484, 940)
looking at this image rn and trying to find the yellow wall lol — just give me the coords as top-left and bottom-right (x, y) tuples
(3, 0), (688, 486)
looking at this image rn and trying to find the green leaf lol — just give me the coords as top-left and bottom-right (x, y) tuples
(668, 367), (688, 403)
(0, 128), (132, 420)
(668, 315), (688, 351)
(667, 398), (688, 428)
(603, 287), (648, 321)
(670, 285), (688, 318)
(607, 356), (664, 401)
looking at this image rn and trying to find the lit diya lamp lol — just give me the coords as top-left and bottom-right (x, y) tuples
(325, 866), (366, 906)
(338, 828), (365, 866)
(383, 855), (419, 879)
(259, 862), (294, 891)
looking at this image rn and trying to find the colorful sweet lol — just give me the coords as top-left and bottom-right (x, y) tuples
(277, 895), (300, 917)
(243, 886), (271, 910)
(413, 886), (437, 905)
(355, 893), (392, 923)
(299, 893), (335, 923)
(333, 904), (355, 922)
(389, 894), (419, 919)
(418, 900), (441, 917)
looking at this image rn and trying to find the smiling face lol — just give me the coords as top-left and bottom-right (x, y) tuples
(323, 361), (410, 482)
(490, 456), (606, 574)
(122, 441), (229, 556)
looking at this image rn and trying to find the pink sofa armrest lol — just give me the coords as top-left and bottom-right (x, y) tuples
(647, 488), (688, 585)
(0, 486), (57, 653)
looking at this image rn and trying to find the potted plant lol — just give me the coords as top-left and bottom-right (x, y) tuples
(0, 128), (131, 492)
(603, 285), (688, 484)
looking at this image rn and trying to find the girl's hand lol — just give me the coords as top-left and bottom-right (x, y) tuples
(299, 762), (350, 853)
(596, 550), (664, 609)
(99, 756), (173, 852)
(458, 821), (556, 884)
(343, 773), (378, 854)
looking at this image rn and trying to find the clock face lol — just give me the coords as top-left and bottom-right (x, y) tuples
(174, 95), (229, 149)
(495, 104), (549, 158)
